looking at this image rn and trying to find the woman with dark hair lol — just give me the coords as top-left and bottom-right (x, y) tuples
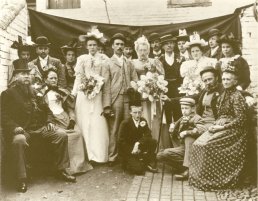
(179, 32), (217, 96)
(189, 63), (248, 191)
(71, 28), (111, 163)
(217, 33), (251, 90)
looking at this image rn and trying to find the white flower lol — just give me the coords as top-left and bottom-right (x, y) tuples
(36, 92), (43, 97)
(139, 121), (146, 127)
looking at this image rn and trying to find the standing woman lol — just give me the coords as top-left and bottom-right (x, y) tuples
(131, 35), (165, 143)
(189, 64), (248, 191)
(217, 33), (251, 90)
(72, 28), (111, 163)
(180, 32), (217, 95)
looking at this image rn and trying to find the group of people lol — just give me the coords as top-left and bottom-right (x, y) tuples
(1, 27), (255, 193)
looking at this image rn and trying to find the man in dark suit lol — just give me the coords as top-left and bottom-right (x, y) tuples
(1, 65), (75, 193)
(159, 34), (183, 123)
(118, 90), (157, 175)
(29, 36), (67, 88)
(148, 33), (164, 59)
(204, 29), (223, 60)
(107, 33), (138, 165)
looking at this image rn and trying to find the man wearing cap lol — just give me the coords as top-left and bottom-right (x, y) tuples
(176, 29), (191, 62)
(159, 34), (183, 123)
(61, 39), (78, 92)
(108, 33), (138, 165)
(118, 89), (157, 175)
(148, 33), (163, 59)
(204, 29), (223, 60)
(1, 66), (75, 193)
(157, 97), (206, 180)
(29, 36), (67, 88)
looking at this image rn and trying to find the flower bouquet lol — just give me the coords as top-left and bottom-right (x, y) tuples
(131, 72), (168, 102)
(78, 73), (105, 99)
(178, 76), (204, 96)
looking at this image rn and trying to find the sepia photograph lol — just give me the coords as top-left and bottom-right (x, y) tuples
(0, 0), (257, 200)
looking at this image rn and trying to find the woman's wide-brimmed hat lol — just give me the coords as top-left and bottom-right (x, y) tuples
(11, 36), (34, 53)
(34, 36), (51, 46)
(79, 27), (107, 45)
(217, 32), (239, 46)
(176, 29), (189, 41)
(60, 38), (78, 55)
(160, 34), (177, 45)
(184, 32), (208, 49)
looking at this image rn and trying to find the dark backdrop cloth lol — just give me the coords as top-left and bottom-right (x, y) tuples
(28, 4), (252, 61)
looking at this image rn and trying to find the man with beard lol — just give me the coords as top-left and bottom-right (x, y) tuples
(148, 33), (163, 59)
(107, 33), (138, 166)
(1, 65), (75, 193)
(29, 36), (67, 88)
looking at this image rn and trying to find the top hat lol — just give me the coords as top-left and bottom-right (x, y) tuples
(184, 32), (207, 49)
(208, 29), (222, 39)
(61, 38), (78, 54)
(160, 34), (177, 45)
(110, 33), (126, 44)
(176, 29), (189, 41)
(12, 59), (31, 74)
(148, 33), (160, 42)
(34, 36), (51, 46)
(180, 97), (196, 106)
(200, 66), (218, 77)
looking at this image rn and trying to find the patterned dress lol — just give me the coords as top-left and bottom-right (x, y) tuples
(189, 87), (248, 191)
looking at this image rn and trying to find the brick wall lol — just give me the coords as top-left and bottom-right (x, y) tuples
(0, 1), (28, 187)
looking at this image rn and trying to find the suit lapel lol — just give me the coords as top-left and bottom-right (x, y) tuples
(111, 55), (122, 68)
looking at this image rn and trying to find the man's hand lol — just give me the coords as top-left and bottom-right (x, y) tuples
(12, 134), (29, 147)
(131, 142), (141, 154)
(67, 120), (75, 130)
(209, 125), (224, 133)
(102, 107), (114, 118)
(179, 131), (188, 138)
(169, 123), (175, 133)
(160, 94), (170, 102)
(47, 123), (56, 131)
(245, 96), (255, 107)
(14, 127), (25, 135)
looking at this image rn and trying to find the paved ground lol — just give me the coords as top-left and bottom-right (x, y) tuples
(1, 163), (257, 201)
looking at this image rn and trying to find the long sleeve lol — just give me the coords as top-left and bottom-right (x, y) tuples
(129, 61), (139, 82)
(101, 63), (111, 108)
(237, 57), (251, 90)
(71, 56), (85, 96)
(56, 60), (67, 89)
(153, 58), (164, 75)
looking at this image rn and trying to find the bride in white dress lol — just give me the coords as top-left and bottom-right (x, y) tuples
(72, 29), (111, 163)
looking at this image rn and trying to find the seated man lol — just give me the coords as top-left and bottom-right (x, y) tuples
(157, 97), (206, 180)
(1, 65), (75, 193)
(118, 90), (157, 175)
(40, 69), (93, 175)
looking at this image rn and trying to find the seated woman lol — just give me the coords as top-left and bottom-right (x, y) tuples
(189, 63), (248, 191)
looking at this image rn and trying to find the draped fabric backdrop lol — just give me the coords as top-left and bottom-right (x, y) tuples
(28, 4), (252, 60)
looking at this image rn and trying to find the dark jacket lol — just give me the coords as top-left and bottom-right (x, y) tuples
(204, 47), (223, 60)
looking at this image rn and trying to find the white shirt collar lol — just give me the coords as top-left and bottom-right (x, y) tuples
(210, 46), (219, 56)
(165, 52), (174, 66)
(180, 51), (189, 58)
(153, 50), (161, 55)
(132, 118), (140, 128)
(39, 55), (49, 62)
(114, 54), (124, 66)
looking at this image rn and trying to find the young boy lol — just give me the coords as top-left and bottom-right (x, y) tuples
(157, 97), (206, 180)
(118, 90), (157, 175)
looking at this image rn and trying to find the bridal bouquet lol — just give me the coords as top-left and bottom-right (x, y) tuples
(178, 76), (204, 96)
(78, 73), (105, 99)
(131, 72), (168, 102)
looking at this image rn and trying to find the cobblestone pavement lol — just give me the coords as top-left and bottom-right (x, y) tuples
(125, 164), (257, 201)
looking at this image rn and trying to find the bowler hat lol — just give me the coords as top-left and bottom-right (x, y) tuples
(208, 29), (222, 39)
(160, 34), (177, 45)
(148, 33), (160, 42)
(34, 36), (51, 46)
(200, 66), (218, 77)
(180, 97), (196, 106)
(110, 33), (126, 44)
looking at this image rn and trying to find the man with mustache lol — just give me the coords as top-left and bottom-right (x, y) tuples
(148, 33), (163, 59)
(107, 33), (138, 166)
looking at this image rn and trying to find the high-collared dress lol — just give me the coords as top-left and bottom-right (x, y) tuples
(72, 53), (111, 163)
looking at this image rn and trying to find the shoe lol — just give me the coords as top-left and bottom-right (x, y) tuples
(174, 169), (189, 181)
(17, 180), (27, 193)
(108, 161), (118, 167)
(57, 170), (76, 183)
(146, 165), (158, 173)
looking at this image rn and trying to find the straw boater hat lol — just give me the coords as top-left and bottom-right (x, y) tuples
(179, 97), (196, 106)
(176, 29), (189, 41)
(34, 36), (51, 46)
(160, 34), (177, 45)
(148, 33), (160, 43)
(184, 32), (208, 49)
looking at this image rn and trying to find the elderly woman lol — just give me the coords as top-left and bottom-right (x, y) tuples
(189, 64), (248, 191)
(217, 33), (251, 90)
(180, 32), (217, 96)
(131, 36), (166, 144)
